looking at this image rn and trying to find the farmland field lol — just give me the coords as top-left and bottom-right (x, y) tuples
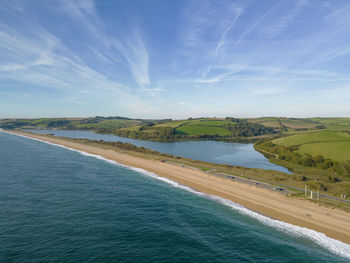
(153, 120), (189, 128)
(298, 142), (350, 162)
(175, 125), (232, 136)
(181, 119), (233, 126)
(3, 116), (350, 143)
(75, 119), (136, 129)
(271, 130), (350, 162)
(272, 131), (350, 146)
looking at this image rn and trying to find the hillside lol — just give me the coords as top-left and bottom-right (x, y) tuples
(110, 117), (277, 141)
(0, 117), (276, 141)
(2, 116), (350, 142)
(248, 117), (350, 133)
(255, 129), (350, 179)
(270, 130), (350, 163)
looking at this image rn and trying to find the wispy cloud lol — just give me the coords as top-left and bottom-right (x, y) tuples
(0, 0), (153, 98)
(214, 7), (243, 57)
(235, 3), (282, 45)
(1, 0), (350, 118)
(181, 0), (211, 47)
(61, 0), (151, 90)
(324, 2), (350, 23)
(0, 22), (125, 94)
(112, 30), (150, 89)
(179, 0), (246, 83)
(181, 0), (245, 48)
(59, 0), (110, 47)
(0, 3), (154, 118)
(263, 0), (308, 37)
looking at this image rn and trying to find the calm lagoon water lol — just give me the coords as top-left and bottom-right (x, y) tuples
(24, 129), (291, 173)
(1, 131), (349, 262)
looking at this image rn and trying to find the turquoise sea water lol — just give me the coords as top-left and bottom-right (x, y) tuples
(1, 132), (349, 262)
(24, 129), (291, 173)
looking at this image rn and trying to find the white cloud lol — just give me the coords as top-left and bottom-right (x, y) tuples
(60, 0), (151, 89)
(214, 7), (243, 57)
(0, 5), (143, 111)
(112, 30), (150, 88)
(263, 0), (308, 37)
(1, 0), (350, 118)
(181, 0), (245, 48)
(236, 3), (281, 45)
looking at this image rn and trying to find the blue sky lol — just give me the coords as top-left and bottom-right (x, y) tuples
(1, 0), (350, 119)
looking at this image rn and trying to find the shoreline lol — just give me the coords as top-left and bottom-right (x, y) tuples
(4, 131), (350, 250)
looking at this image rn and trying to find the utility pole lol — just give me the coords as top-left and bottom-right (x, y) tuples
(305, 185), (307, 197)
(317, 188), (319, 200)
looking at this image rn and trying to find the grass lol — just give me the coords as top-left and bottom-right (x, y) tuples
(248, 117), (279, 123)
(298, 142), (350, 162)
(30, 118), (53, 124)
(174, 119), (235, 136)
(153, 120), (189, 128)
(272, 131), (350, 147)
(326, 125), (350, 131)
(175, 125), (232, 136)
(120, 125), (142, 131)
(183, 119), (233, 126)
(155, 119), (234, 129)
(257, 121), (281, 128)
(250, 117), (350, 133)
(115, 117), (276, 140)
(271, 131), (350, 162)
(74, 119), (134, 129)
(310, 117), (350, 125)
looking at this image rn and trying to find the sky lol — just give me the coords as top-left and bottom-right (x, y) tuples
(0, 0), (350, 119)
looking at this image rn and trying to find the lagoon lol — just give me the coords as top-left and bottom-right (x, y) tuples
(24, 129), (291, 173)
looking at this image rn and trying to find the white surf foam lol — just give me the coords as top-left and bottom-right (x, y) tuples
(3, 130), (350, 259)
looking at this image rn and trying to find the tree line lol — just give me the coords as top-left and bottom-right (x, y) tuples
(255, 141), (350, 176)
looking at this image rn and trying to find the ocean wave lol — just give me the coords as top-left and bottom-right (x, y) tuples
(3, 130), (350, 259)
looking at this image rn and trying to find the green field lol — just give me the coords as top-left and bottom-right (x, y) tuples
(310, 117), (350, 125)
(111, 117), (276, 140)
(173, 119), (234, 136)
(273, 131), (350, 146)
(248, 117), (320, 130)
(75, 119), (137, 129)
(153, 119), (232, 128)
(257, 121), (281, 128)
(153, 120), (189, 128)
(271, 131), (350, 162)
(181, 119), (232, 126)
(175, 125), (232, 136)
(298, 142), (350, 162)
(2, 116), (350, 146)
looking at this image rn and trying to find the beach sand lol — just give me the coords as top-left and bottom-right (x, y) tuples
(9, 131), (350, 245)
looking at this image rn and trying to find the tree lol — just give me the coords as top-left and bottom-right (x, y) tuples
(314, 155), (325, 167)
(301, 154), (313, 167)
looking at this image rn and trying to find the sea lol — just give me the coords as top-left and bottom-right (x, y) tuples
(1, 131), (349, 262)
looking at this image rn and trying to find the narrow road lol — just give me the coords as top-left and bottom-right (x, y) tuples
(165, 160), (350, 205)
(211, 171), (350, 205)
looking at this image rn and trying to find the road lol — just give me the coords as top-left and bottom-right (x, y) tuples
(210, 171), (350, 204)
(167, 160), (350, 205)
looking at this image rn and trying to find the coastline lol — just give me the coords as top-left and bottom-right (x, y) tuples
(5, 131), (350, 249)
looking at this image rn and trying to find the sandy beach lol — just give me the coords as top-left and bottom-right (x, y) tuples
(9, 130), (350, 245)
